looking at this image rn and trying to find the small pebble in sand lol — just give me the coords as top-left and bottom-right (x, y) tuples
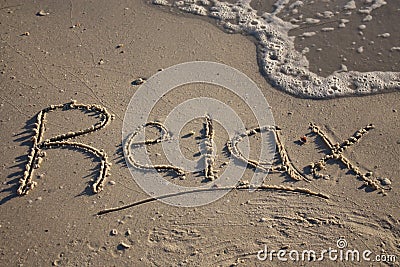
(37, 10), (49, 16)
(108, 180), (116, 185)
(260, 217), (268, 222)
(321, 27), (334, 32)
(378, 33), (390, 38)
(110, 229), (118, 236)
(239, 180), (249, 186)
(358, 24), (366, 30)
(363, 15), (373, 22)
(70, 23), (81, 28)
(119, 242), (131, 249)
(116, 44), (124, 49)
(131, 78), (146, 85)
(301, 32), (316, 37)
(305, 18), (320, 24)
(357, 46), (364, 53)
(381, 178), (391, 186)
(344, 0), (356, 10)
(22, 32), (30, 36)
(322, 174), (331, 180)
(338, 18), (349, 28)
(301, 47), (310, 54)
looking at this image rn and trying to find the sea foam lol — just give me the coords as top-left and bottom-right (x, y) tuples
(152, 0), (399, 98)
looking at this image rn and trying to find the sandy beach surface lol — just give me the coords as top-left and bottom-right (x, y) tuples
(0, 0), (399, 266)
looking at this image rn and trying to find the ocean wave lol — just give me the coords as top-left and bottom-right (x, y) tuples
(151, 0), (400, 98)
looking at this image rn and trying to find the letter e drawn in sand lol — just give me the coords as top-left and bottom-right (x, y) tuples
(18, 101), (114, 195)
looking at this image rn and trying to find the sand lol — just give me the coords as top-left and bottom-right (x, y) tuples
(0, 0), (399, 266)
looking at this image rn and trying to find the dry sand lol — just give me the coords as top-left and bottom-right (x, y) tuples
(0, 0), (399, 266)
